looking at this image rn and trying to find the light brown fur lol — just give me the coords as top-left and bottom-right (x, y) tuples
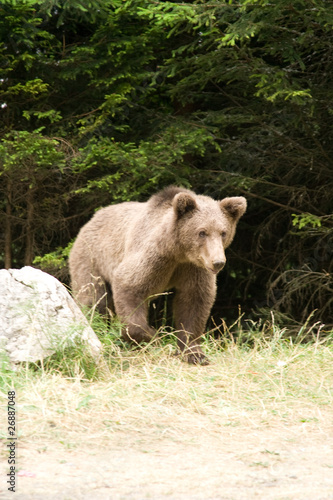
(69, 186), (247, 364)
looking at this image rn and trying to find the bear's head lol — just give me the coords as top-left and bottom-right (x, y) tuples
(173, 191), (247, 274)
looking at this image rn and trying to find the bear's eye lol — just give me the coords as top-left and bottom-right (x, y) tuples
(221, 231), (227, 239)
(199, 231), (207, 238)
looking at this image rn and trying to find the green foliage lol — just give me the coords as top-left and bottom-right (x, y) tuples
(0, 131), (65, 172)
(33, 241), (73, 280)
(72, 124), (214, 203)
(292, 214), (322, 230)
(0, 349), (17, 392)
(39, 339), (100, 380)
(0, 0), (332, 329)
(0, 131), (73, 267)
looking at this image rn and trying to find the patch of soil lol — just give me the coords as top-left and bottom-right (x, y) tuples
(1, 426), (333, 499)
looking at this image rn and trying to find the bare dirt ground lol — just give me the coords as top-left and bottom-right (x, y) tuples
(1, 340), (333, 499)
(2, 423), (333, 500)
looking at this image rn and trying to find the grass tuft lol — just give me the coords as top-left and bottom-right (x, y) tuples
(1, 314), (332, 448)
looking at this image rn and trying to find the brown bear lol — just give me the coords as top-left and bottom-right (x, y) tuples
(69, 186), (246, 364)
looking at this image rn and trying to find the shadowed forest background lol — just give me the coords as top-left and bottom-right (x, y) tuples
(0, 0), (332, 333)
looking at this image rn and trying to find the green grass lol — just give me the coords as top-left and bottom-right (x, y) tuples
(1, 314), (332, 451)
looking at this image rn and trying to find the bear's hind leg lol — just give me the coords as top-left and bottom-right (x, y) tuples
(74, 274), (114, 317)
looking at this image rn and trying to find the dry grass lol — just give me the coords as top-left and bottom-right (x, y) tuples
(1, 320), (332, 452)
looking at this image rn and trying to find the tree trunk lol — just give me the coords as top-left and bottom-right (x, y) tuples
(4, 178), (12, 269)
(24, 187), (34, 266)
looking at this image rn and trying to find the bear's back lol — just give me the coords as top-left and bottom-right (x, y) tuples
(75, 201), (145, 266)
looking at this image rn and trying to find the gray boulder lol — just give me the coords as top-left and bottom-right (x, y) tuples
(0, 266), (102, 363)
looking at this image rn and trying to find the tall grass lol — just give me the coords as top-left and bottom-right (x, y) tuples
(1, 314), (332, 449)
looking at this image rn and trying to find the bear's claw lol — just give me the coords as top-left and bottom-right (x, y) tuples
(174, 349), (210, 366)
(186, 352), (210, 366)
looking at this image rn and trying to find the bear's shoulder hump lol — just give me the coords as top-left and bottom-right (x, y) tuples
(150, 185), (195, 208)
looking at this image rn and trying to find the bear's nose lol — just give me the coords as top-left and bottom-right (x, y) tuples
(213, 260), (225, 273)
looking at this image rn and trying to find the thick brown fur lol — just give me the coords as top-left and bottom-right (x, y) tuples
(69, 186), (247, 365)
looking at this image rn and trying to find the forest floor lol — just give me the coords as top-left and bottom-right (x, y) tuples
(1, 334), (333, 499)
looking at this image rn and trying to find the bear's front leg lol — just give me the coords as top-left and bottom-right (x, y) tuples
(173, 267), (217, 365)
(176, 333), (209, 365)
(112, 279), (156, 344)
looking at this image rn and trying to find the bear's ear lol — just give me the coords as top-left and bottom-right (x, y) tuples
(219, 197), (247, 221)
(173, 192), (198, 218)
